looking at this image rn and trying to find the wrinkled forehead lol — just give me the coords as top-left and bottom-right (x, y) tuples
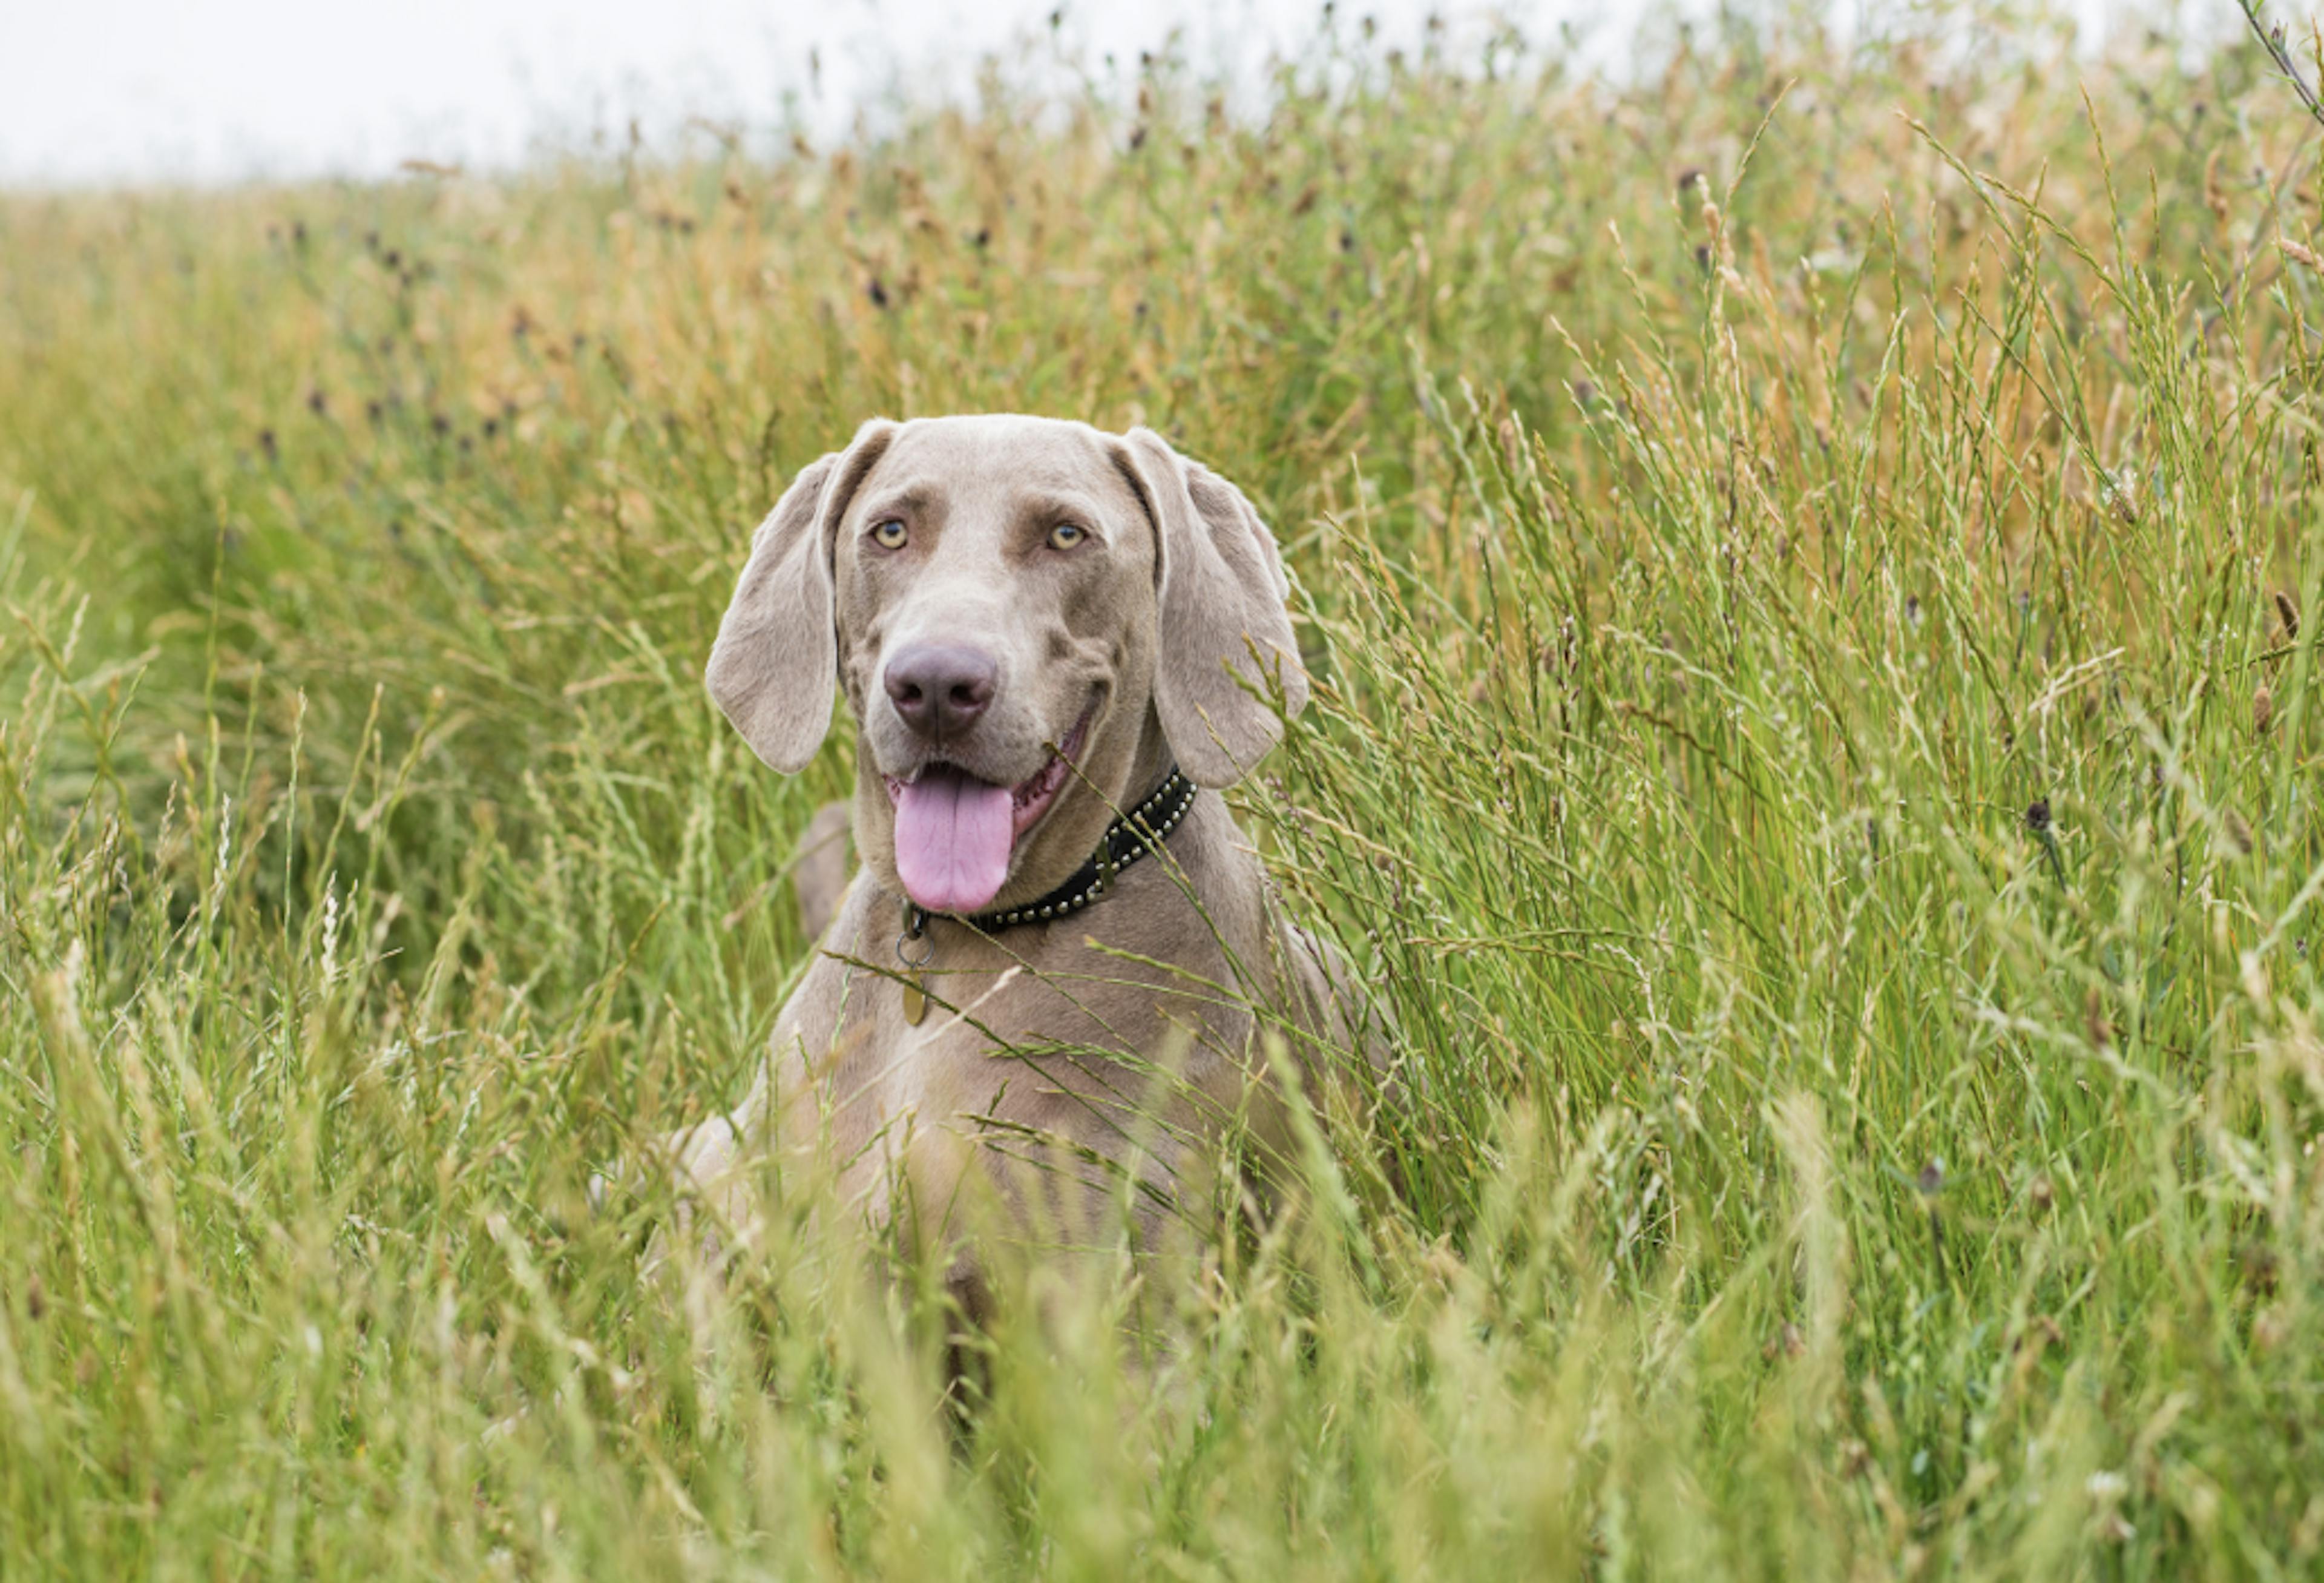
(858, 416), (1151, 539)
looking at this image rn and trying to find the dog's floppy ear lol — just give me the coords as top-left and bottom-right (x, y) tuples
(707, 419), (896, 771)
(1117, 427), (1308, 788)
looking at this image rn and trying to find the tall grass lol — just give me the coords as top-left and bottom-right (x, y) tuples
(5, 4), (2324, 1574)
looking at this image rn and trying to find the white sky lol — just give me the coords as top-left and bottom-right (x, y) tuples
(0, 0), (2246, 188)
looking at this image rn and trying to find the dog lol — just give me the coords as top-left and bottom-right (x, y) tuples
(676, 413), (1376, 1309)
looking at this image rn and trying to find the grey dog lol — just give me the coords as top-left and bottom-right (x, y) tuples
(679, 413), (1379, 1309)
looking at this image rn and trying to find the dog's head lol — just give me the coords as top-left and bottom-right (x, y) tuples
(707, 414), (1307, 916)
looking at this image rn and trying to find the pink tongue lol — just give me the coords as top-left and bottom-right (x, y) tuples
(893, 766), (1015, 913)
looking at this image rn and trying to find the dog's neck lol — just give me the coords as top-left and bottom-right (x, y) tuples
(882, 708), (1199, 1027)
(1120, 706), (1178, 820)
(857, 701), (1198, 928)
(982, 699), (1180, 901)
(904, 757), (1196, 939)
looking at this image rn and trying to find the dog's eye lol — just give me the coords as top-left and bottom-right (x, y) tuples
(1048, 522), (1087, 550)
(870, 519), (908, 550)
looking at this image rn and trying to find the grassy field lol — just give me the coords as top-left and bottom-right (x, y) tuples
(6, 2), (2324, 1575)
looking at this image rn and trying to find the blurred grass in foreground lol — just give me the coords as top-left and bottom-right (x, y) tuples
(7, 2), (2324, 1575)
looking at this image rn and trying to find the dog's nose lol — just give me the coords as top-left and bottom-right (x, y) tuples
(884, 643), (998, 739)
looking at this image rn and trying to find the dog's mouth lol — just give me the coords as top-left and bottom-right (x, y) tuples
(880, 700), (1095, 915)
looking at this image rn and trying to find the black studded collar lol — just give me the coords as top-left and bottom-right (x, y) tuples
(901, 762), (1196, 941)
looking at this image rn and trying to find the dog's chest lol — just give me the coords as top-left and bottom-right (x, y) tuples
(800, 918), (1245, 1133)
